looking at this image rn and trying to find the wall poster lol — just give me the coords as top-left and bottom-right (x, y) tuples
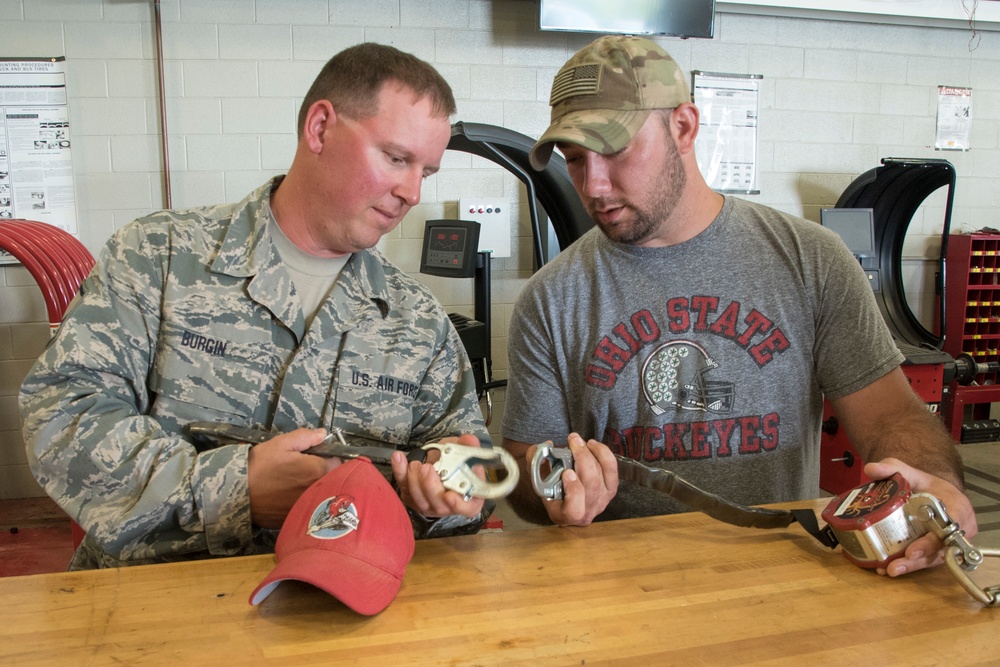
(692, 71), (761, 195)
(0, 56), (78, 265)
(935, 85), (972, 151)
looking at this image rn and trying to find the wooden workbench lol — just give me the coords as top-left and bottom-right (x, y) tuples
(2, 499), (998, 665)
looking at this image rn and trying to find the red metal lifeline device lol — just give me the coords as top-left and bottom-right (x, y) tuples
(822, 473), (1000, 606)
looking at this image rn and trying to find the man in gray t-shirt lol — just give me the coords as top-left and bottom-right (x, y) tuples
(502, 34), (976, 579)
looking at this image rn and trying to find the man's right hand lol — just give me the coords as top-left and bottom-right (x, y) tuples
(247, 428), (342, 529)
(506, 433), (619, 526)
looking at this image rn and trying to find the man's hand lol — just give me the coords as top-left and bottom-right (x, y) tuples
(248, 428), (343, 529)
(390, 434), (485, 518)
(864, 457), (978, 577)
(532, 432), (619, 527)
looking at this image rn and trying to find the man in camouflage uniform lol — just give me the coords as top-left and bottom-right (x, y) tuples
(20, 43), (490, 569)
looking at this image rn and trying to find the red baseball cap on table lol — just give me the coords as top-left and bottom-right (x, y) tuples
(248, 458), (415, 615)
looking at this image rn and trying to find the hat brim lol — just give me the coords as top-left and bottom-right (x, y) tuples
(529, 108), (651, 171)
(248, 546), (405, 616)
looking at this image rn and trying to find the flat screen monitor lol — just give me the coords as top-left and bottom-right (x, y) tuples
(821, 207), (876, 263)
(540, 0), (716, 39)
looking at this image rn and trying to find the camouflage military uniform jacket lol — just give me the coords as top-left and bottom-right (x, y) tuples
(19, 178), (489, 569)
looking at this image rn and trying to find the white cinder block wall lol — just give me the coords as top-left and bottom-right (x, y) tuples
(1, 0), (998, 498)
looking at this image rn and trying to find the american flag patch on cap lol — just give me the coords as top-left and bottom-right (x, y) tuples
(549, 64), (602, 105)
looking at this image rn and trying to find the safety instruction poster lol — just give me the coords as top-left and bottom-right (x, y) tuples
(692, 71), (761, 195)
(0, 56), (78, 264)
(935, 85), (972, 151)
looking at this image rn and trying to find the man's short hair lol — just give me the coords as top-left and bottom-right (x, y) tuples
(297, 42), (457, 137)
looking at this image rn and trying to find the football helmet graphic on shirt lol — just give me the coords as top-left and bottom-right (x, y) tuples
(640, 340), (735, 415)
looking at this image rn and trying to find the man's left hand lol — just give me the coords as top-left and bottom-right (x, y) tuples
(863, 457), (978, 577)
(390, 433), (485, 518)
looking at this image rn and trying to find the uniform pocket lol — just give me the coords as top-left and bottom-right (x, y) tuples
(150, 325), (274, 429)
(330, 364), (418, 446)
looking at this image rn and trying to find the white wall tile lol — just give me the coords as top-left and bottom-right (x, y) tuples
(71, 135), (112, 173)
(183, 61), (258, 97)
(108, 60), (158, 99)
(69, 97), (146, 136)
(0, 325), (11, 361)
(852, 114), (905, 145)
(219, 24), (292, 60)
(470, 66), (535, 101)
(879, 83), (935, 116)
(0, 428), (29, 469)
(186, 135), (260, 171)
(362, 27), (437, 62)
(178, 0), (254, 25)
(166, 97), (222, 135)
(435, 30), (504, 65)
(0, 20), (64, 56)
(803, 49), (857, 81)
(500, 31), (572, 67)
(64, 21), (143, 59)
(161, 22), (219, 60)
(749, 45), (804, 79)
(0, 287), (45, 324)
(0, 466), (45, 500)
(75, 172), (154, 210)
(775, 80), (880, 113)
(759, 109), (852, 143)
(224, 171), (283, 203)
(257, 0), (329, 26)
(857, 52), (908, 84)
(291, 25), (366, 61)
(111, 135), (163, 173)
(401, 0), (468, 29)
(436, 64), (472, 100)
(65, 60), (107, 98)
(222, 98), (295, 135)
(169, 171), (226, 209)
(329, 0), (399, 27)
(260, 134), (296, 171)
(25, 0), (99, 21)
(906, 55), (973, 87)
(975, 90), (1000, 121)
(259, 61), (322, 99)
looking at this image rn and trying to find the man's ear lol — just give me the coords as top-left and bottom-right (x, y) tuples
(302, 99), (335, 154)
(669, 103), (700, 154)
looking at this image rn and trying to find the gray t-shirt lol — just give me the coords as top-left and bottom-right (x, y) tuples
(502, 196), (902, 519)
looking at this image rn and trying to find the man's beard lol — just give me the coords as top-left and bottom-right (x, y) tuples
(589, 133), (686, 246)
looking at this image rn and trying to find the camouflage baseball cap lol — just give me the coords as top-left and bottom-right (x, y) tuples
(529, 35), (690, 171)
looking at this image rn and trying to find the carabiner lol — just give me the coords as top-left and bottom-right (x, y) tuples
(530, 444), (574, 500)
(908, 494), (1000, 607)
(423, 443), (519, 501)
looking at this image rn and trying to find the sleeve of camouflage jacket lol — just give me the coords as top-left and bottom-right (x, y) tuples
(18, 223), (252, 564)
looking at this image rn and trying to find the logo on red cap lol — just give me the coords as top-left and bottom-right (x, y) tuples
(307, 495), (359, 538)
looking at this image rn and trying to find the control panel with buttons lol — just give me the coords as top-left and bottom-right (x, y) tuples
(459, 196), (511, 258)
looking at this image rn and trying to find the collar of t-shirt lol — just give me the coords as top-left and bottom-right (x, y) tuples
(268, 219), (350, 331)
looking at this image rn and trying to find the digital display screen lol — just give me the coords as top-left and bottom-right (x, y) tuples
(419, 220), (481, 278)
(425, 226), (468, 270)
(540, 0), (715, 39)
(821, 208), (875, 255)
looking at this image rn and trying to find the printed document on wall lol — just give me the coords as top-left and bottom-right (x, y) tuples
(0, 57), (78, 264)
(693, 71), (761, 195)
(935, 85), (971, 151)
